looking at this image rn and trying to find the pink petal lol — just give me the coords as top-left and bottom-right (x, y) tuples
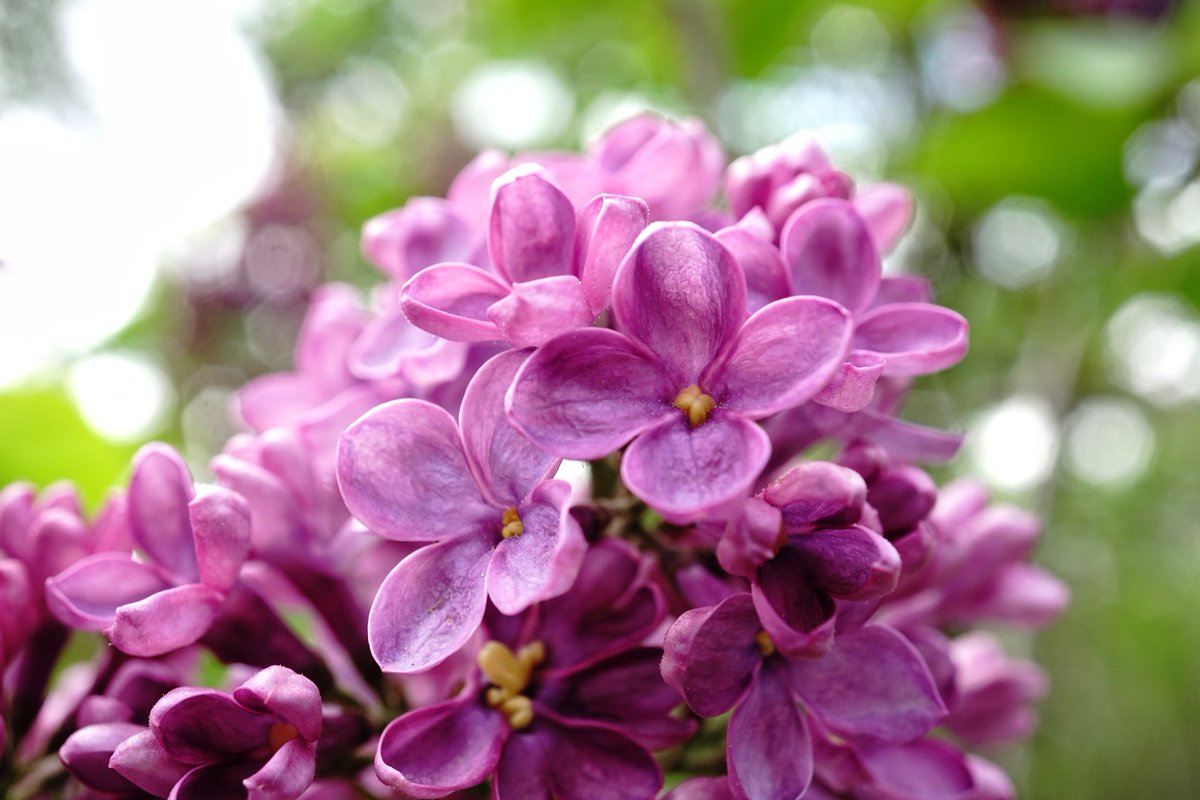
(448, 149), (509, 221)
(60, 722), (146, 793)
(232, 666), (322, 742)
(812, 351), (886, 412)
(872, 275), (932, 307)
(488, 167), (576, 284)
(348, 304), (469, 385)
(151, 687), (271, 763)
(727, 661), (813, 800)
(294, 283), (370, 388)
(853, 303), (969, 377)
(45, 554), (172, 631)
(661, 593), (763, 718)
(573, 193), (649, 315)
(488, 275), (595, 348)
(109, 583), (224, 657)
(708, 296), (852, 418)
(243, 738), (317, 800)
(367, 535), (493, 673)
(361, 197), (472, 281)
(189, 488), (250, 593)
(612, 222), (746, 384)
(853, 182), (914, 254)
(400, 263), (508, 342)
(621, 414), (770, 523)
(110, 729), (192, 797)
(486, 480), (585, 614)
(781, 199), (881, 316)
(507, 327), (674, 459)
(128, 444), (198, 581)
(336, 400), (493, 541)
(858, 739), (976, 800)
(376, 696), (506, 797)
(716, 218), (790, 314)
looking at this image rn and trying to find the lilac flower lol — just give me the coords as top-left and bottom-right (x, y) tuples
(373, 540), (691, 799)
(811, 734), (980, 800)
(508, 222), (853, 521)
(104, 666), (323, 800)
(401, 166), (648, 347)
(46, 444), (250, 657)
(944, 632), (1048, 746)
(336, 349), (586, 672)
(662, 593), (946, 800)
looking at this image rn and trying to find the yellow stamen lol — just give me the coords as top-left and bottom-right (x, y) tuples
(268, 721), (299, 751)
(673, 384), (716, 427)
(755, 631), (776, 657)
(478, 640), (547, 730)
(501, 506), (524, 539)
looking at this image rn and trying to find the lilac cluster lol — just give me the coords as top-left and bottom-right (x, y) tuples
(0, 115), (1066, 800)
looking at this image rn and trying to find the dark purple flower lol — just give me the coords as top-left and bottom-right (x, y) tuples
(508, 222), (852, 521)
(337, 349), (586, 672)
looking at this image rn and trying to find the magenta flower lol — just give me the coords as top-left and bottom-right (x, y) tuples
(46, 444), (250, 657)
(401, 166), (647, 347)
(337, 349), (586, 672)
(373, 540), (690, 799)
(508, 221), (853, 521)
(944, 632), (1048, 745)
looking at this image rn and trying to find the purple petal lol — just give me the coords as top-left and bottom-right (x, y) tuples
(790, 526), (901, 600)
(789, 624), (946, 743)
(400, 263), (508, 341)
(621, 414), (770, 522)
(855, 410), (964, 464)
(574, 194), (649, 314)
(812, 351), (886, 413)
(293, 283), (370, 388)
(751, 551), (836, 658)
(151, 687), (272, 763)
(488, 275), (594, 348)
(716, 497), (784, 578)
(375, 696), (505, 798)
(46, 554), (172, 631)
(173, 762), (259, 800)
(27, 507), (91, 585)
(872, 275), (932, 307)
(716, 218), (790, 314)
(859, 739), (976, 800)
(853, 183), (913, 254)
(235, 373), (326, 433)
(781, 199), (881, 316)
(189, 488), (250, 593)
(209, 455), (304, 558)
(486, 480), (585, 615)
(460, 349), (558, 506)
(128, 444), (198, 580)
(726, 661), (812, 800)
(109, 583), (224, 657)
(449, 148), (509, 221)
(494, 712), (661, 800)
(966, 756), (1016, 800)
(367, 535), (492, 673)
(232, 666), (322, 743)
(336, 399), (493, 541)
(244, 738), (317, 800)
(612, 223), (746, 384)
(853, 303), (969, 377)
(488, 167), (576, 284)
(361, 197), (472, 281)
(109, 728), (192, 797)
(60, 722), (146, 793)
(507, 327), (674, 459)
(708, 296), (852, 418)
(666, 777), (735, 800)
(661, 593), (763, 718)
(761, 461), (867, 530)
(347, 304), (469, 384)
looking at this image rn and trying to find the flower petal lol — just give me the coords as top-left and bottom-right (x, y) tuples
(709, 296), (852, 418)
(337, 399), (493, 541)
(853, 303), (969, 377)
(151, 687), (272, 763)
(109, 583), (224, 657)
(852, 183), (913, 254)
(666, 777), (735, 800)
(400, 263), (508, 342)
(46, 554), (173, 631)
(858, 739), (976, 800)
(751, 552), (836, 659)
(727, 661), (813, 800)
(128, 444), (198, 580)
(661, 593), (763, 718)
(621, 414), (770, 523)
(789, 624), (946, 743)
(60, 722), (146, 793)
(716, 218), (790, 314)
(507, 327), (674, 459)
(347, 304), (468, 384)
(486, 480), (585, 615)
(574, 194), (649, 315)
(790, 526), (901, 600)
(367, 535), (493, 673)
(189, 488), (250, 593)
(488, 275), (594, 348)
(812, 351), (886, 413)
(613, 222), (746, 384)
(781, 199), (880, 316)
(110, 728), (192, 797)
(488, 167), (576, 284)
(361, 197), (472, 281)
(243, 738), (317, 800)
(375, 696), (505, 798)
(232, 666), (322, 743)
(760, 461), (867, 530)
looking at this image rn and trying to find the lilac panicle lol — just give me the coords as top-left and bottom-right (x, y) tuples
(46, 443), (251, 657)
(337, 349), (586, 672)
(508, 221), (853, 521)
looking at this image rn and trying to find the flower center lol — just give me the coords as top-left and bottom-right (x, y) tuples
(268, 721), (299, 751)
(501, 507), (524, 539)
(478, 639), (546, 730)
(673, 384), (716, 427)
(755, 630), (776, 657)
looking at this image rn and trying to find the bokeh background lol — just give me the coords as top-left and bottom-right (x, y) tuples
(2, 0), (1199, 796)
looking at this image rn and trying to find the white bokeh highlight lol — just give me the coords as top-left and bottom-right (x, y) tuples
(967, 395), (1060, 492)
(66, 351), (174, 442)
(1063, 397), (1155, 488)
(451, 60), (574, 150)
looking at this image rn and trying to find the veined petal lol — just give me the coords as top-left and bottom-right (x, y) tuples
(507, 327), (674, 460)
(232, 666), (322, 743)
(367, 535), (492, 673)
(109, 583), (224, 657)
(151, 687), (272, 763)
(612, 223), (746, 385)
(128, 444), (198, 581)
(488, 275), (595, 348)
(751, 552), (836, 659)
(110, 729), (192, 797)
(243, 738), (317, 800)
(781, 199), (881, 316)
(716, 219), (790, 314)
(337, 400), (493, 541)
(488, 167), (576, 284)
(727, 661), (813, 800)
(375, 696), (506, 798)
(574, 194), (649, 315)
(709, 296), (852, 418)
(789, 624), (946, 743)
(661, 593), (763, 718)
(858, 739), (976, 800)
(348, 304), (468, 385)
(487, 480), (585, 614)
(812, 351), (886, 413)
(621, 414), (770, 523)
(46, 554), (173, 631)
(853, 303), (969, 377)
(189, 488), (250, 593)
(400, 263), (508, 342)
(852, 183), (913, 255)
(761, 461), (867, 531)
(361, 197), (472, 281)
(790, 526), (901, 600)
